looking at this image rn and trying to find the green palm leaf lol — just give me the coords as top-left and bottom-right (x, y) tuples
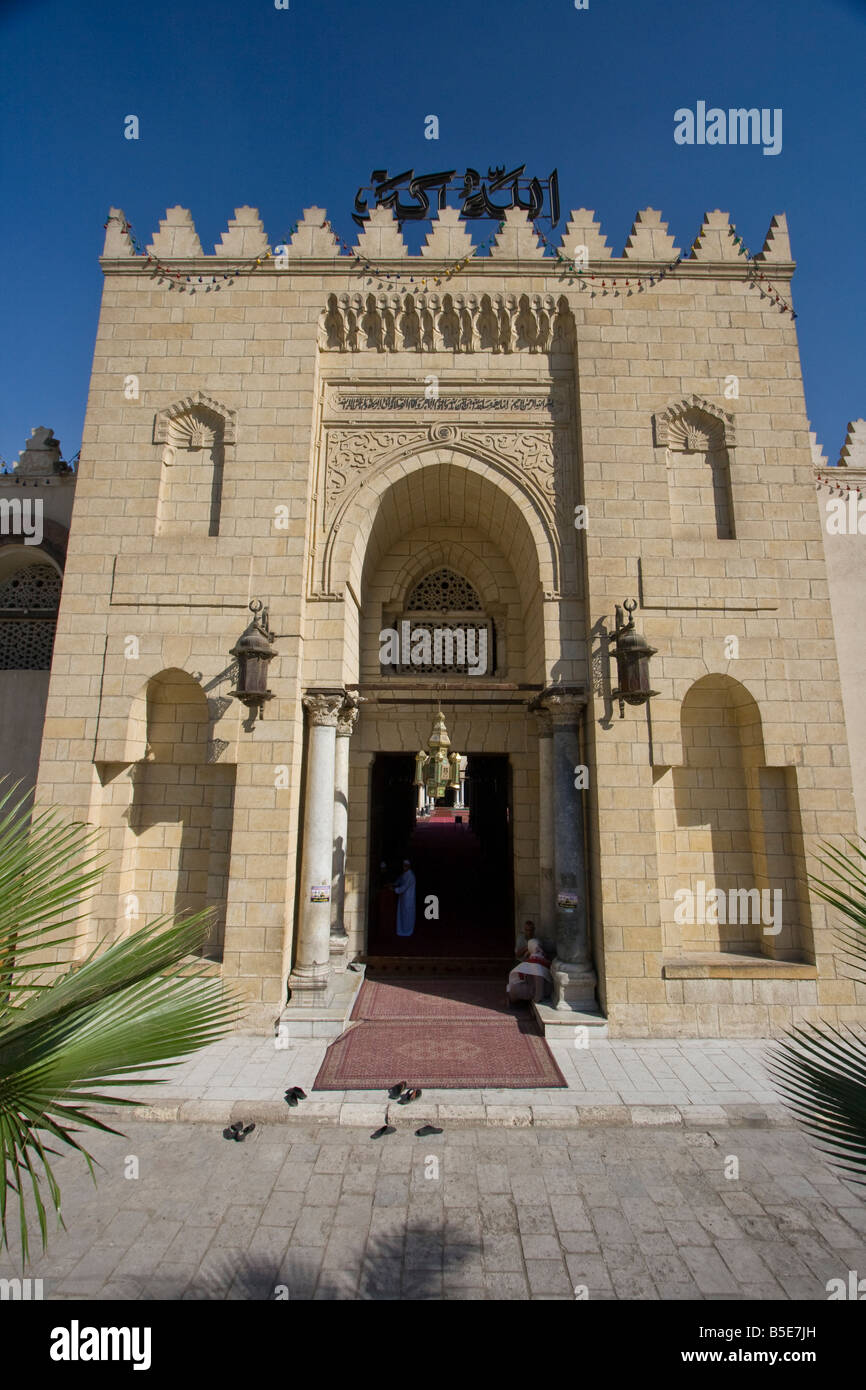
(771, 837), (866, 1186)
(0, 784), (243, 1260)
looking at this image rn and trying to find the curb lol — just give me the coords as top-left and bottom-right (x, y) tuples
(88, 1097), (794, 1129)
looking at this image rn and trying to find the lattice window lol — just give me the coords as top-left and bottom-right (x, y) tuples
(0, 564), (61, 671)
(390, 619), (494, 676)
(405, 568), (482, 613)
(382, 567), (495, 676)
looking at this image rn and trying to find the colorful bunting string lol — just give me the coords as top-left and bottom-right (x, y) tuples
(105, 211), (511, 294)
(816, 474), (862, 495)
(536, 224), (796, 319)
(103, 213), (299, 291)
(324, 218), (506, 290)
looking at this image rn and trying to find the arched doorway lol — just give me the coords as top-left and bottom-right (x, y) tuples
(366, 750), (514, 963)
(325, 447), (577, 970)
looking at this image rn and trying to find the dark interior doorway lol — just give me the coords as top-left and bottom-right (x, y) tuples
(366, 752), (514, 961)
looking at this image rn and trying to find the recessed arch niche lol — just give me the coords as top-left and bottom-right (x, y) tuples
(110, 668), (237, 962)
(653, 674), (810, 961)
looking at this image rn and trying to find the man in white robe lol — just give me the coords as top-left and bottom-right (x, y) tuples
(507, 938), (552, 1004)
(393, 859), (416, 938)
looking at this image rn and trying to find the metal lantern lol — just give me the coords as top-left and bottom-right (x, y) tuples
(448, 750), (461, 791)
(413, 709), (461, 802)
(229, 599), (277, 719)
(610, 598), (658, 718)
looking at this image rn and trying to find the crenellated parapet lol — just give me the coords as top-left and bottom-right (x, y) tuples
(99, 204), (796, 275)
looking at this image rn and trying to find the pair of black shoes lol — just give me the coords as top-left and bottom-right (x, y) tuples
(371, 1117), (443, 1139)
(284, 1086), (307, 1108)
(371, 1084), (442, 1140)
(226, 1121), (255, 1142)
(387, 1081), (422, 1104)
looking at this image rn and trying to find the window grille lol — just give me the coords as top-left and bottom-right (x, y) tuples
(382, 568), (494, 676)
(0, 564), (61, 671)
(405, 568), (482, 613)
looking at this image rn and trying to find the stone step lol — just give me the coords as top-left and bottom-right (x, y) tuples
(277, 966), (365, 1038)
(362, 955), (512, 977)
(533, 1000), (609, 1040)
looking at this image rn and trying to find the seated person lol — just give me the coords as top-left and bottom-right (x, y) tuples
(506, 937), (553, 1005)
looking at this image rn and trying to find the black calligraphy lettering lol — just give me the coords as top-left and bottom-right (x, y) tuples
(352, 165), (560, 227)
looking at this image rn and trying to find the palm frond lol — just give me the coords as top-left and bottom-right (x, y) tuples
(769, 1023), (866, 1184)
(0, 783), (243, 1259)
(773, 836), (866, 1186)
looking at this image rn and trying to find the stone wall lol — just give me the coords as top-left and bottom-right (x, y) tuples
(814, 424), (866, 837)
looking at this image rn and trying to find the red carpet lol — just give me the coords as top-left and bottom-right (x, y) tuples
(314, 975), (566, 1091)
(351, 975), (511, 1021)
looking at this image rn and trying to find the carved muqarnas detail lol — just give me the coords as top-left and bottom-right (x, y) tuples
(319, 292), (575, 355)
(653, 395), (735, 450)
(153, 391), (237, 446)
(670, 420), (715, 453)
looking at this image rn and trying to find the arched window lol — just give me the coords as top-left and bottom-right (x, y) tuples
(0, 563), (62, 670)
(382, 567), (495, 676)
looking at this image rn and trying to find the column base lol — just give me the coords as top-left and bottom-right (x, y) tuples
(278, 965), (365, 1039)
(550, 958), (597, 1012)
(287, 960), (331, 1007)
(329, 930), (349, 972)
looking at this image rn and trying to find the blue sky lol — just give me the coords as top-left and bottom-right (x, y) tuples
(1, 0), (863, 468)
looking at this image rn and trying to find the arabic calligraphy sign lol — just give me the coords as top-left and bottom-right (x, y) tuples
(353, 165), (560, 229)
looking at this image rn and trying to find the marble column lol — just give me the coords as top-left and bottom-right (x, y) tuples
(288, 692), (344, 1002)
(538, 690), (596, 1011)
(330, 695), (361, 967)
(533, 709), (556, 941)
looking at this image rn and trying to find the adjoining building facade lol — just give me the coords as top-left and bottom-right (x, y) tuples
(28, 199), (866, 1037)
(0, 428), (76, 807)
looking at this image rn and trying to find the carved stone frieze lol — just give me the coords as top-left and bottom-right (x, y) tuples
(319, 291), (576, 355)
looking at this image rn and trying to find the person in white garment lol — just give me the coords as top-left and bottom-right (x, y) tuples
(392, 859), (417, 938)
(506, 937), (553, 1004)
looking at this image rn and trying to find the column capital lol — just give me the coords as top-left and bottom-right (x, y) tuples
(336, 692), (364, 737)
(303, 692), (345, 728)
(533, 686), (587, 726)
(531, 707), (553, 737)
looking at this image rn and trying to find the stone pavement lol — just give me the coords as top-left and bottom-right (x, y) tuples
(99, 1032), (789, 1130)
(2, 1120), (864, 1300)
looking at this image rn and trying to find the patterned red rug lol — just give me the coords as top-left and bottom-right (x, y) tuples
(351, 976), (511, 1021)
(315, 976), (566, 1090)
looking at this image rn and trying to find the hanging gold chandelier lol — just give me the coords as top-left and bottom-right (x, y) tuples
(413, 707), (461, 801)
